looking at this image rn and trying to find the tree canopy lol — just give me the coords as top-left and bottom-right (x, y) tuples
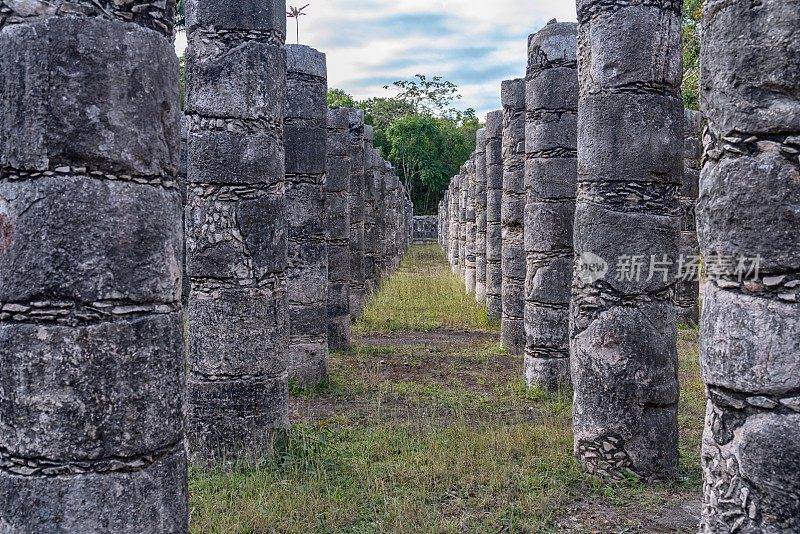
(330, 76), (479, 215)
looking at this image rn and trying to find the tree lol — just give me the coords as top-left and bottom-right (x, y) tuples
(286, 4), (310, 45)
(327, 88), (357, 109)
(384, 75), (463, 118)
(386, 115), (448, 213)
(328, 77), (479, 214)
(359, 97), (416, 130)
(682, 0), (702, 110)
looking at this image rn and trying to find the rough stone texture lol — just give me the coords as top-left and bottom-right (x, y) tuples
(698, 0), (800, 530)
(347, 109), (366, 319)
(485, 110), (504, 320)
(449, 174), (461, 273)
(325, 108), (351, 349)
(501, 79), (527, 356)
(571, 0), (682, 481)
(373, 159), (388, 287)
(523, 21), (578, 393)
(363, 129), (380, 297)
(285, 44), (328, 386)
(464, 157), (477, 295)
(185, 0), (288, 465)
(413, 215), (438, 242)
(677, 109), (701, 326)
(459, 168), (467, 277)
(0, 3), (188, 530)
(474, 129), (488, 303)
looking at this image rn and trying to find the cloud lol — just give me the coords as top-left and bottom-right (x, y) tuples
(176, 0), (578, 119)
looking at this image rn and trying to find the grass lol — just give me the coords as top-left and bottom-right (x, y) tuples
(354, 245), (496, 333)
(189, 245), (706, 533)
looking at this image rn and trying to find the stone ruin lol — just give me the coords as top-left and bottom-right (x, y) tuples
(697, 0), (799, 530)
(412, 215), (438, 243)
(438, 1), (797, 530)
(484, 111), (504, 321)
(184, 0), (289, 466)
(1, 0), (188, 529)
(523, 21), (577, 393)
(1, 0), (411, 527)
(285, 44), (329, 386)
(500, 78), (527, 356)
(1, 0), (797, 529)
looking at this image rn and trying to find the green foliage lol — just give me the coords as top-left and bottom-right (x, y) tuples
(384, 74), (462, 117)
(327, 88), (357, 109)
(682, 0), (702, 110)
(175, 0), (185, 32)
(327, 74), (479, 214)
(354, 245), (493, 333)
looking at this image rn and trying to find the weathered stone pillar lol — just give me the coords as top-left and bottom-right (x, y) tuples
(348, 109), (366, 319)
(676, 109), (701, 327)
(389, 173), (402, 270)
(450, 176), (461, 273)
(0, 1), (187, 529)
(180, 116), (190, 309)
(285, 44), (328, 385)
(465, 157), (477, 294)
(374, 160), (388, 287)
(185, 0), (288, 463)
(459, 169), (467, 277)
(571, 0), (682, 480)
(439, 196), (449, 251)
(325, 108), (351, 349)
(485, 110), (504, 320)
(501, 79), (527, 355)
(363, 133), (379, 297)
(698, 0), (800, 529)
(523, 21), (578, 392)
(475, 129), (488, 303)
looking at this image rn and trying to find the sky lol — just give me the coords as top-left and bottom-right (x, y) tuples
(176, 0), (578, 120)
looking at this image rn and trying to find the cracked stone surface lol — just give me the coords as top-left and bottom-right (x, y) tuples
(0, 2), (188, 530)
(184, 0), (289, 467)
(523, 20), (577, 392)
(571, 0), (682, 481)
(698, 0), (800, 530)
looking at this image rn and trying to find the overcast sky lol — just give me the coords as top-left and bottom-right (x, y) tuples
(176, 0), (578, 120)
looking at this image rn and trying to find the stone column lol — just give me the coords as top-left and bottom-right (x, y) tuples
(676, 109), (701, 327)
(348, 109), (366, 319)
(450, 176), (461, 273)
(523, 21), (578, 392)
(475, 129), (488, 303)
(389, 173), (402, 270)
(571, 0), (682, 480)
(464, 157), (477, 294)
(363, 132), (379, 297)
(285, 44), (328, 385)
(459, 170), (467, 277)
(325, 108), (351, 349)
(180, 116), (190, 309)
(501, 79), (527, 355)
(697, 0), (799, 529)
(0, 1), (187, 529)
(185, 0), (288, 464)
(485, 110), (504, 320)
(374, 160), (388, 287)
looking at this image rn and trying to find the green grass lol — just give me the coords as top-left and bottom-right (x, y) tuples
(354, 245), (496, 333)
(189, 245), (706, 533)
